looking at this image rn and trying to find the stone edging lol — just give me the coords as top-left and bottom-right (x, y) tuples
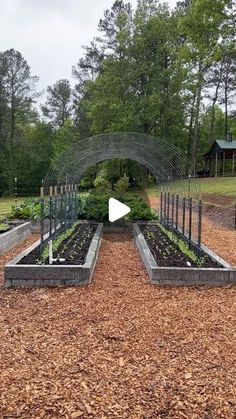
(4, 223), (103, 288)
(0, 222), (32, 256)
(133, 223), (236, 286)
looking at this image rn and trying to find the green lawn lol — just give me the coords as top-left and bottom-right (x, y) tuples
(0, 197), (33, 217)
(146, 177), (235, 197)
(193, 177), (236, 197)
(142, 185), (158, 197)
(139, 177), (236, 207)
(166, 176), (236, 198)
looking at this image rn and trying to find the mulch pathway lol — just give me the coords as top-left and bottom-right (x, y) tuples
(0, 233), (236, 418)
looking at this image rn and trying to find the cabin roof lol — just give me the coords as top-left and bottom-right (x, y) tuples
(203, 139), (236, 157)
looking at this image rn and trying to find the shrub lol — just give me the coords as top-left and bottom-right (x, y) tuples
(9, 198), (42, 220)
(77, 192), (158, 222)
(0, 223), (10, 233)
(79, 177), (94, 190)
(114, 174), (130, 193)
(93, 175), (112, 193)
(78, 193), (110, 221)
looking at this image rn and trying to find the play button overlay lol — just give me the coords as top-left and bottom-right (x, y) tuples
(109, 198), (131, 222)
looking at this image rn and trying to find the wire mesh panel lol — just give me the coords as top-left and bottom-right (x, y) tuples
(40, 184), (77, 254)
(44, 133), (199, 191)
(160, 191), (203, 250)
(42, 132), (203, 250)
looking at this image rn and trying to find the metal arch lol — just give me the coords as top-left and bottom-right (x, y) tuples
(70, 152), (166, 184)
(44, 132), (198, 196)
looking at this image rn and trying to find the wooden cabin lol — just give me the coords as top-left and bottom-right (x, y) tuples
(203, 133), (236, 177)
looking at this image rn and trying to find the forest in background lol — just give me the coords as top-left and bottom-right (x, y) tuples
(0, 0), (235, 196)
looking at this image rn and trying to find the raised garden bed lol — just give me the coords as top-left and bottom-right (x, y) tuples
(0, 220), (27, 234)
(5, 223), (103, 288)
(134, 223), (236, 286)
(0, 222), (32, 255)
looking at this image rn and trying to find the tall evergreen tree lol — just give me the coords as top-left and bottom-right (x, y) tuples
(42, 79), (73, 128)
(0, 48), (38, 193)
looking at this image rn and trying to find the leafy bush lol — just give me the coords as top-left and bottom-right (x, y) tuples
(114, 174), (130, 193)
(8, 193), (158, 222)
(79, 177), (94, 190)
(9, 198), (42, 220)
(78, 193), (109, 221)
(77, 192), (158, 222)
(0, 223), (10, 233)
(93, 174), (112, 193)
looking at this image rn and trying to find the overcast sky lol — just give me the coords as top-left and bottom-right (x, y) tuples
(1, 0), (177, 99)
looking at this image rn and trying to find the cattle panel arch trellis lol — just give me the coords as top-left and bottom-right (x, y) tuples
(44, 133), (196, 188)
(41, 133), (202, 253)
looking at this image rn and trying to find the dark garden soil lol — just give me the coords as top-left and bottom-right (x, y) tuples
(139, 223), (219, 268)
(18, 224), (98, 265)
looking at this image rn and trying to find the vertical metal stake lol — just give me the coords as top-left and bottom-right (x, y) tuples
(40, 187), (44, 256)
(164, 192), (167, 224)
(188, 197), (192, 248)
(64, 186), (68, 230)
(176, 194), (179, 231)
(60, 185), (63, 229)
(183, 197), (186, 237)
(74, 186), (77, 222)
(198, 199), (202, 248)
(160, 192), (163, 223)
(167, 192), (170, 225)
(54, 186), (57, 234)
(171, 194), (174, 227)
(49, 186), (53, 238)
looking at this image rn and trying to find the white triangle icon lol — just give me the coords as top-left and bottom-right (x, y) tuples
(109, 198), (131, 222)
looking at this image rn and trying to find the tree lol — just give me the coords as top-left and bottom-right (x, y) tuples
(73, 1), (133, 139)
(131, 2), (187, 140)
(179, 0), (231, 173)
(0, 56), (8, 160)
(97, 0), (133, 58)
(199, 105), (225, 154)
(0, 49), (39, 193)
(203, 0), (236, 144)
(86, 1), (186, 144)
(0, 49), (38, 140)
(16, 122), (54, 195)
(42, 79), (73, 127)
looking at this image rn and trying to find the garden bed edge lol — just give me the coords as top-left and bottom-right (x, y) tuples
(133, 223), (236, 286)
(0, 222), (32, 256)
(4, 223), (103, 288)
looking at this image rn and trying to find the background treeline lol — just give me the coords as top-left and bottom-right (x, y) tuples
(0, 0), (235, 196)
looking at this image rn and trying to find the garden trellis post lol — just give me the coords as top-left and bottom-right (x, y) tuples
(160, 191), (163, 223)
(40, 186), (45, 256)
(198, 199), (202, 248)
(49, 186), (53, 239)
(188, 197), (193, 248)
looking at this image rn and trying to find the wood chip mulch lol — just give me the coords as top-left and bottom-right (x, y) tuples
(0, 233), (236, 418)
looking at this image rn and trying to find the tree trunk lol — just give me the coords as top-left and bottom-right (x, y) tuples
(187, 91), (196, 159)
(191, 66), (204, 176)
(209, 58), (224, 145)
(224, 59), (230, 140)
